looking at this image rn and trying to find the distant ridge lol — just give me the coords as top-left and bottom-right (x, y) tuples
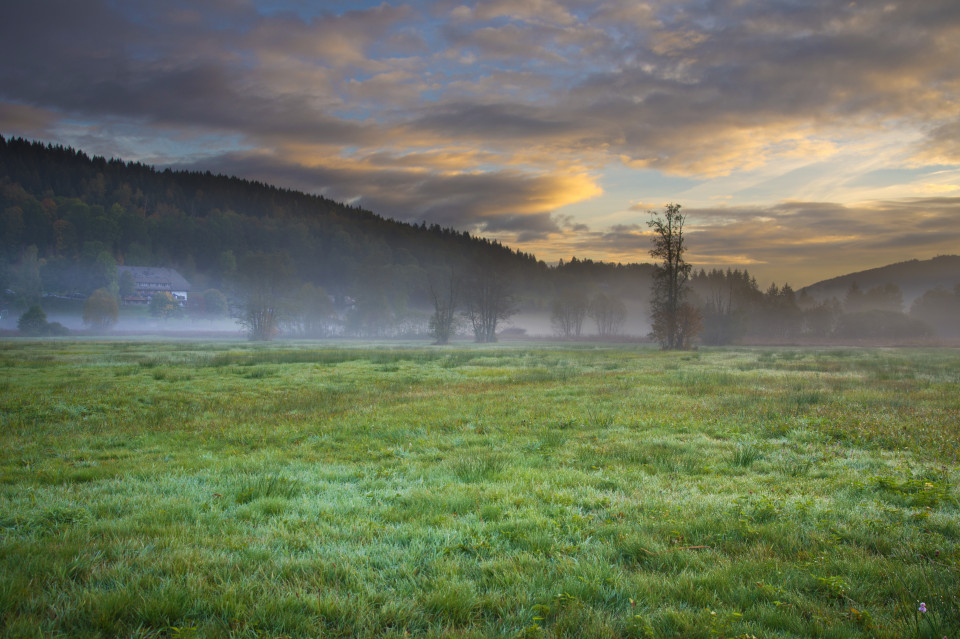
(800, 255), (960, 303)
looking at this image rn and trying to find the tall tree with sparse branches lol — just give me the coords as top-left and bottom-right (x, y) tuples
(233, 250), (296, 341)
(551, 288), (588, 339)
(428, 268), (460, 345)
(648, 203), (700, 349)
(463, 262), (514, 343)
(588, 292), (627, 338)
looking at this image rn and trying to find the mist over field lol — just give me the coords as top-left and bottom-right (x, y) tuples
(0, 311), (242, 334)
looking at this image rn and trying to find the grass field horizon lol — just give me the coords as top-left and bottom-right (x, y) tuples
(1, 340), (958, 638)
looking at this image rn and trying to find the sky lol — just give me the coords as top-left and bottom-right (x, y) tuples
(1, 0), (959, 287)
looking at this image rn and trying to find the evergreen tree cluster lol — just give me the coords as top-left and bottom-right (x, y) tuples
(689, 270), (957, 342)
(0, 136), (538, 304)
(0, 136), (651, 339)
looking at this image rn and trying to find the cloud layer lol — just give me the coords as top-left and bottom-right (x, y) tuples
(2, 0), (959, 284)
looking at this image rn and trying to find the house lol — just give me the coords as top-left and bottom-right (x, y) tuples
(118, 266), (191, 305)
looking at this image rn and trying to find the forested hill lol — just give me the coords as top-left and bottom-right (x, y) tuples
(0, 135), (540, 289)
(800, 255), (960, 304)
(0, 136), (654, 330)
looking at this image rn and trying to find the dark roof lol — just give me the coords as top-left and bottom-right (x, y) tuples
(118, 266), (192, 290)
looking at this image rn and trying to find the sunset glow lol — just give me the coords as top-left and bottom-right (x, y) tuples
(2, 0), (958, 285)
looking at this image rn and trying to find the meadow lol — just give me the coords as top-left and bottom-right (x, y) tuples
(0, 340), (958, 638)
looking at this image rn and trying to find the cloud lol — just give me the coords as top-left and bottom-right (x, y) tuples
(519, 196), (960, 287)
(411, 102), (580, 141)
(0, 102), (59, 136)
(2, 0), (960, 285)
(4, 0), (958, 180)
(912, 119), (960, 165)
(173, 149), (602, 242)
(458, 0), (578, 26)
(685, 198), (960, 283)
(563, 1), (960, 175)
(447, 23), (567, 63)
(628, 202), (664, 213)
(0, 1), (404, 144)
(244, 4), (412, 68)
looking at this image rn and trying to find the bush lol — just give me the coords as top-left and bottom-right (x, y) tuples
(149, 291), (182, 320)
(202, 289), (228, 318)
(16, 306), (71, 336)
(17, 305), (48, 336)
(45, 321), (71, 336)
(83, 288), (119, 331)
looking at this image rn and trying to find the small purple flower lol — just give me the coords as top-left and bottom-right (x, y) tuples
(918, 602), (927, 613)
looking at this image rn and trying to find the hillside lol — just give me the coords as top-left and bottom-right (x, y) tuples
(0, 135), (655, 336)
(799, 255), (960, 304)
(0, 135), (540, 284)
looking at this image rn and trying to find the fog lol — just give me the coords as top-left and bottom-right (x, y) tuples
(1, 305), (656, 341)
(4, 270), (953, 344)
(506, 299), (652, 339)
(0, 310), (245, 337)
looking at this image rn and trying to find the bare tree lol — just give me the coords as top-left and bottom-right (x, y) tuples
(428, 268), (460, 345)
(551, 288), (588, 338)
(288, 282), (337, 337)
(648, 203), (700, 349)
(233, 251), (296, 341)
(463, 263), (514, 343)
(690, 269), (753, 345)
(589, 292), (627, 337)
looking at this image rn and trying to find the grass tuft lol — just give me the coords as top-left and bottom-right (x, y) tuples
(234, 472), (302, 504)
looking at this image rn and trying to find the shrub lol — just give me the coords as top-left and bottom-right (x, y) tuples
(17, 305), (48, 336)
(45, 321), (70, 336)
(83, 288), (119, 331)
(149, 291), (182, 320)
(16, 306), (71, 336)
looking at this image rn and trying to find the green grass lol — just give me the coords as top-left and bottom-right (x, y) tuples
(1, 340), (958, 638)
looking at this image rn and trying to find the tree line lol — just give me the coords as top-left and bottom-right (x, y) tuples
(0, 136), (647, 340)
(687, 270), (959, 342)
(3, 136), (956, 343)
(555, 205), (958, 346)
